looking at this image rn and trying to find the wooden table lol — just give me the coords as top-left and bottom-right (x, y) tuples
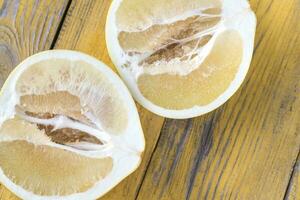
(0, 0), (299, 199)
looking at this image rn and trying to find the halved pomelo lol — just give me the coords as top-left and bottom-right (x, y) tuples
(106, 0), (257, 118)
(0, 50), (145, 199)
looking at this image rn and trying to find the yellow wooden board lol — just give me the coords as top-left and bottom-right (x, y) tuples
(0, 0), (299, 199)
(136, 0), (300, 199)
(0, 0), (69, 85)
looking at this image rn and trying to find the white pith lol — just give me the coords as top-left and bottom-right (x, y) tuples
(106, 0), (257, 119)
(0, 50), (145, 200)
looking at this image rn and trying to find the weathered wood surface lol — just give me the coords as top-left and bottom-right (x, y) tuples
(136, 0), (300, 199)
(0, 0), (299, 200)
(0, 0), (69, 86)
(0, 0), (70, 199)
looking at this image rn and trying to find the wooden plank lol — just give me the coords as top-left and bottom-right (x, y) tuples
(285, 154), (300, 200)
(136, 0), (300, 199)
(54, 1), (165, 199)
(0, 0), (69, 86)
(0, 0), (70, 199)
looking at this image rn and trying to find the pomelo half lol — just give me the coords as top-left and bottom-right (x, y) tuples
(0, 50), (145, 200)
(106, 0), (257, 118)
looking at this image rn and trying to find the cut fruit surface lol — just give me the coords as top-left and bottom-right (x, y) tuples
(106, 0), (257, 118)
(0, 50), (144, 200)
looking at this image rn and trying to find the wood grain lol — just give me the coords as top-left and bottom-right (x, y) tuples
(136, 0), (300, 199)
(54, 1), (165, 199)
(0, 0), (69, 86)
(0, 0), (70, 199)
(285, 154), (300, 200)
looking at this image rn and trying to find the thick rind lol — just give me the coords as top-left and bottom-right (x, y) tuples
(0, 50), (145, 200)
(106, 0), (257, 119)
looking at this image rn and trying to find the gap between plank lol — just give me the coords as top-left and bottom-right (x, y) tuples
(283, 149), (300, 200)
(50, 0), (73, 49)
